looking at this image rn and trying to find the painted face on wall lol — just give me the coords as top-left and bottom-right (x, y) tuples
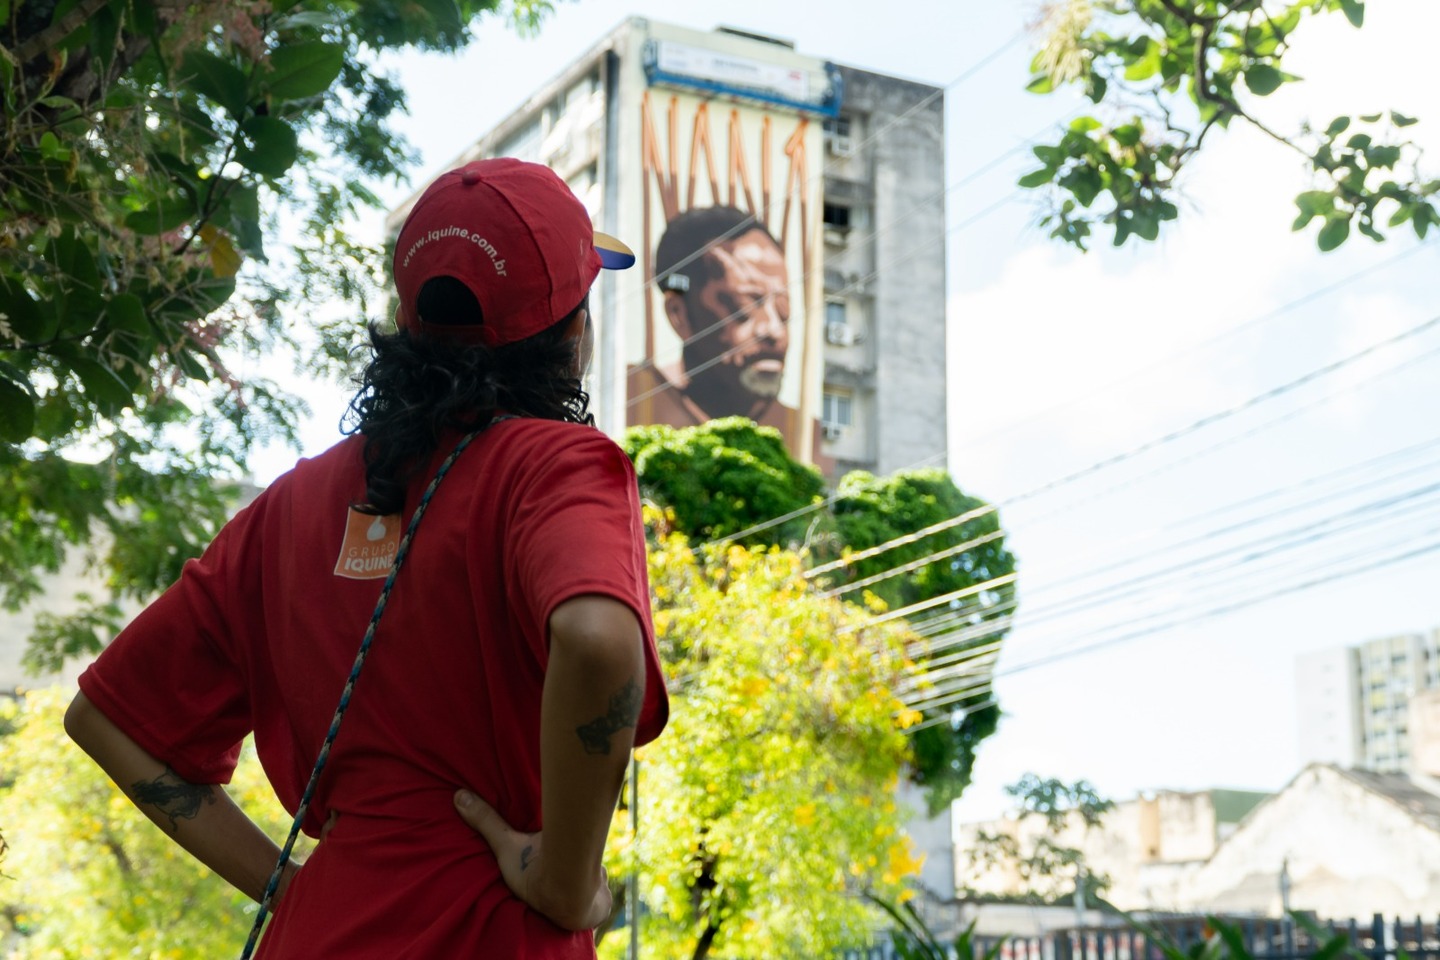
(681, 228), (791, 414)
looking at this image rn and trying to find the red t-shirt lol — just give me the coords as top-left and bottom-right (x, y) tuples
(78, 419), (669, 957)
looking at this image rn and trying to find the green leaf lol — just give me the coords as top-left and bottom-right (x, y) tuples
(1123, 46), (1161, 82)
(1069, 116), (1102, 134)
(1243, 64), (1284, 96)
(0, 376), (36, 442)
(66, 357), (133, 415)
(1133, 208), (1159, 241)
(91, 0), (121, 78)
(1325, 116), (1351, 137)
(1392, 111), (1419, 128)
(236, 116), (299, 179)
(1366, 144), (1401, 169)
(180, 50), (249, 117)
(1347, 133), (1373, 150)
(1340, 0), (1364, 28)
(1018, 169), (1054, 189)
(1111, 124), (1141, 147)
(124, 195), (198, 234)
(1067, 166), (1103, 207)
(413, 0), (463, 35)
(1026, 74), (1054, 94)
(105, 293), (150, 334)
(1296, 190), (1335, 216)
(1389, 204), (1415, 227)
(0, 275), (51, 342)
(1086, 74), (1107, 104)
(1317, 215), (1352, 251)
(263, 41), (345, 101)
(38, 131), (70, 161)
(1032, 145), (1064, 165)
(175, 349), (209, 380)
(1359, 113), (1382, 123)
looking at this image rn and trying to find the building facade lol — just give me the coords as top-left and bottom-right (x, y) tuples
(953, 787), (1269, 912)
(385, 17), (949, 478)
(1297, 628), (1440, 774)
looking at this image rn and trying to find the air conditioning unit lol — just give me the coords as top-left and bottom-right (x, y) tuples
(826, 134), (854, 158)
(822, 423), (844, 441)
(826, 320), (856, 347)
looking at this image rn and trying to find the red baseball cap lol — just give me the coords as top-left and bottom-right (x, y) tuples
(393, 158), (634, 346)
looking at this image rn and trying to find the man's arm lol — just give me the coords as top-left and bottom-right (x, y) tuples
(64, 693), (301, 905)
(455, 593), (644, 931)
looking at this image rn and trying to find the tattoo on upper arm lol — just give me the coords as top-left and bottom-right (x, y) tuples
(575, 677), (643, 756)
(521, 844), (537, 872)
(130, 765), (217, 834)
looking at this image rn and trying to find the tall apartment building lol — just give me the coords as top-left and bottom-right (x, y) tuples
(1297, 629), (1440, 773)
(385, 17), (948, 477)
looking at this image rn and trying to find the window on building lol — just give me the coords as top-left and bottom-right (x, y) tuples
(822, 390), (854, 428)
(498, 118), (543, 163)
(567, 72), (599, 110)
(823, 114), (854, 158)
(823, 203), (851, 229)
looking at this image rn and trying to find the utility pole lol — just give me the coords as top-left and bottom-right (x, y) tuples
(628, 755), (640, 960)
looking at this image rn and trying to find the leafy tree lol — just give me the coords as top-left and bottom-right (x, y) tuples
(1, 0), (552, 669)
(626, 421), (1017, 814)
(599, 521), (926, 960)
(621, 418), (827, 547)
(1021, 0), (1436, 250)
(959, 773), (1115, 905)
(0, 687), (308, 956)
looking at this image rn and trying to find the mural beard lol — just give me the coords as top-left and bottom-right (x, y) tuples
(739, 358), (785, 399)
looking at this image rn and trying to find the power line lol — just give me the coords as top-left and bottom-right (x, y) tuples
(699, 241), (1435, 554)
(895, 445), (1440, 714)
(1000, 526), (1440, 683)
(803, 312), (1440, 578)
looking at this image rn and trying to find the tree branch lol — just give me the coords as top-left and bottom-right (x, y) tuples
(12, 0), (113, 64)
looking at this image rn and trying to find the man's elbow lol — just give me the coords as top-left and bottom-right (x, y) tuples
(63, 692), (100, 751)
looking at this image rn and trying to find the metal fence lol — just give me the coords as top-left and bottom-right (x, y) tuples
(973, 915), (1440, 960)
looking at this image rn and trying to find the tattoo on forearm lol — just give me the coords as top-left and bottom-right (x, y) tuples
(521, 844), (537, 872)
(130, 765), (217, 834)
(575, 677), (643, 756)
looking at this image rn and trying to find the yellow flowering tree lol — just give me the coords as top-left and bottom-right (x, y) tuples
(602, 522), (927, 960)
(0, 688), (305, 958)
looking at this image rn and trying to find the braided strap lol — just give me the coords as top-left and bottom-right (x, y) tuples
(239, 425), (490, 958)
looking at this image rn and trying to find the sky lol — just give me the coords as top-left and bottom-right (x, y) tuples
(250, 1), (1440, 824)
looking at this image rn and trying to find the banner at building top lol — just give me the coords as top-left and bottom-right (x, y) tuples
(620, 88), (825, 465)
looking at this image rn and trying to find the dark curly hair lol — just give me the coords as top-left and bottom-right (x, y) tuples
(343, 279), (593, 516)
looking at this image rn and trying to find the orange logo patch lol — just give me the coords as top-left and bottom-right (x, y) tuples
(334, 509), (401, 580)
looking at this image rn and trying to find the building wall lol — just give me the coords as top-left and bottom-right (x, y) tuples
(1357, 632), (1440, 772)
(0, 550), (100, 693)
(1179, 765), (1440, 917)
(1296, 645), (1363, 768)
(1411, 688), (1440, 778)
(823, 66), (947, 477)
(953, 789), (1258, 912)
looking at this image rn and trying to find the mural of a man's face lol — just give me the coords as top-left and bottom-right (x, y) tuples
(666, 227), (791, 417)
